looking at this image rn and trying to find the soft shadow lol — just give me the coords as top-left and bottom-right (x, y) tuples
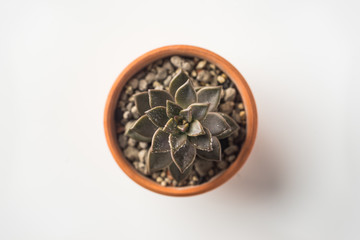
(213, 132), (287, 203)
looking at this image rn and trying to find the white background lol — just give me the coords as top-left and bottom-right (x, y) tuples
(1, 0), (360, 239)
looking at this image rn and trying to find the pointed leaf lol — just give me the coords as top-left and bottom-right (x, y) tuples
(175, 80), (197, 109)
(148, 149), (172, 172)
(163, 118), (178, 134)
(201, 112), (231, 136)
(171, 140), (196, 173)
(145, 106), (169, 128)
(151, 129), (170, 153)
(166, 100), (182, 118)
(169, 162), (192, 183)
(149, 89), (173, 108)
(189, 127), (213, 151)
(197, 86), (222, 112)
(134, 92), (151, 115)
(187, 120), (205, 136)
(125, 130), (152, 142)
(169, 69), (189, 96)
(197, 136), (221, 161)
(188, 103), (210, 121)
(217, 113), (240, 139)
(169, 133), (187, 151)
(125, 115), (157, 142)
(179, 108), (192, 122)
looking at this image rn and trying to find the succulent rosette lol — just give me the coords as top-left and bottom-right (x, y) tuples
(125, 70), (239, 182)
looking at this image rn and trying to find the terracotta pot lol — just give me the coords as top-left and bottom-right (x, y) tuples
(104, 45), (257, 196)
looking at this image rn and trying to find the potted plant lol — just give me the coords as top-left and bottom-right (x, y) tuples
(104, 45), (257, 196)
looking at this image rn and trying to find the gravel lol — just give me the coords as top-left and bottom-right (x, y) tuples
(123, 111), (131, 120)
(196, 70), (211, 82)
(196, 60), (207, 69)
(219, 102), (235, 114)
(128, 78), (139, 89)
(155, 67), (167, 80)
(130, 106), (140, 119)
(118, 134), (127, 148)
(224, 145), (239, 156)
(139, 79), (148, 91)
(194, 160), (214, 177)
(217, 75), (226, 84)
(145, 72), (156, 83)
(217, 161), (228, 170)
(138, 149), (147, 163)
(224, 88), (236, 102)
(138, 142), (148, 149)
(127, 138), (137, 147)
(124, 147), (139, 161)
(170, 56), (183, 68)
(162, 60), (174, 73)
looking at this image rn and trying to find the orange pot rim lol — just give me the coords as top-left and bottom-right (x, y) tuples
(104, 45), (257, 196)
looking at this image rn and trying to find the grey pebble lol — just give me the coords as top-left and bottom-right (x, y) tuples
(224, 145), (239, 155)
(133, 161), (139, 169)
(226, 155), (236, 162)
(191, 70), (197, 78)
(152, 172), (160, 179)
(196, 60), (207, 69)
(182, 61), (192, 72)
(118, 134), (127, 148)
(138, 162), (148, 175)
(219, 102), (234, 114)
(217, 75), (226, 84)
(138, 142), (148, 149)
(194, 160), (214, 177)
(237, 103), (244, 110)
(135, 71), (146, 79)
(162, 60), (174, 73)
(155, 59), (163, 66)
(145, 72), (156, 83)
(232, 110), (242, 123)
(139, 79), (148, 91)
(138, 149), (147, 163)
(121, 92), (128, 101)
(239, 111), (246, 122)
(163, 75), (172, 87)
(170, 56), (183, 68)
(155, 85), (164, 90)
(126, 102), (133, 111)
(153, 81), (163, 90)
(197, 70), (211, 82)
(118, 101), (126, 110)
(123, 111), (131, 120)
(217, 161), (228, 170)
(224, 88), (236, 101)
(127, 138), (137, 147)
(125, 86), (133, 95)
(155, 67), (167, 80)
(209, 63), (216, 70)
(124, 147), (139, 161)
(131, 106), (140, 119)
(124, 120), (135, 132)
(128, 78), (139, 89)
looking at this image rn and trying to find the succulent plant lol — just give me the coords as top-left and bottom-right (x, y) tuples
(125, 69), (240, 182)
